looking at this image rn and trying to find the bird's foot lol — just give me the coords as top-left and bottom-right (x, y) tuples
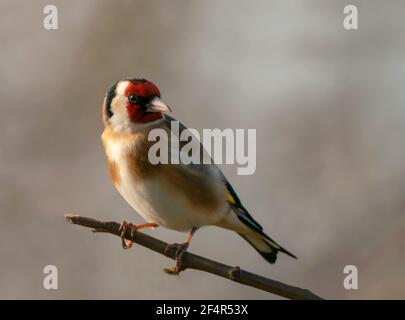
(119, 221), (158, 249)
(119, 221), (139, 249)
(164, 242), (189, 274)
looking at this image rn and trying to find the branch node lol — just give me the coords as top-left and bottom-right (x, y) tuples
(229, 266), (241, 281)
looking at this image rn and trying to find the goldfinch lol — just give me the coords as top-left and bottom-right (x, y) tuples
(101, 78), (296, 273)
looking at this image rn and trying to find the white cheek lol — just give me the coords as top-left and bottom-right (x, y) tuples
(110, 94), (130, 130)
(116, 81), (129, 95)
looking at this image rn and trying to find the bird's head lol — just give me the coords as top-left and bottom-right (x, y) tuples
(103, 78), (171, 131)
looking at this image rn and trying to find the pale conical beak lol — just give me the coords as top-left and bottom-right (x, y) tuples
(145, 97), (172, 113)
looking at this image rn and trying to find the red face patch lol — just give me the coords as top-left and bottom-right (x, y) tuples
(126, 104), (163, 123)
(124, 80), (162, 124)
(124, 81), (161, 99)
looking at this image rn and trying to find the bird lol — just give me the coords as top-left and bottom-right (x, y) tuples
(101, 77), (296, 273)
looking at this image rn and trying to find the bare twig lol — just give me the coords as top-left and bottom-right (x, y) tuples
(64, 214), (323, 300)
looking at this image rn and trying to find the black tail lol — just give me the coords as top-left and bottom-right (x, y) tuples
(228, 189), (296, 264)
(239, 232), (297, 264)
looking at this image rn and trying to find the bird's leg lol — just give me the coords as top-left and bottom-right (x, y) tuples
(119, 221), (158, 249)
(164, 227), (198, 274)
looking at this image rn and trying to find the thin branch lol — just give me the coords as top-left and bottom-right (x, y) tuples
(64, 214), (323, 300)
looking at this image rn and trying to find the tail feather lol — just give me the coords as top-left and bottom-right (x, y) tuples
(227, 200), (296, 264)
(239, 232), (297, 264)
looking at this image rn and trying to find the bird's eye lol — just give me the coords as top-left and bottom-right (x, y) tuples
(128, 94), (140, 104)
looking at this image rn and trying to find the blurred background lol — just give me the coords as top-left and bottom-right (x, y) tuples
(1, 0), (404, 299)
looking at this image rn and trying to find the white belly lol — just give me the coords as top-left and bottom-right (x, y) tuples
(104, 133), (229, 231)
(116, 162), (226, 231)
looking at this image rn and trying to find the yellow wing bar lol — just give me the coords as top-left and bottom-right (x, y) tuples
(227, 191), (237, 206)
